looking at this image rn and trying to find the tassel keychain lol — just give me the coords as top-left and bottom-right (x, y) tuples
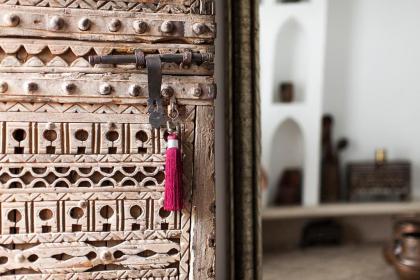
(164, 98), (183, 211)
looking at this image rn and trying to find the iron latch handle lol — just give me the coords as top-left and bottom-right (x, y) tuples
(88, 50), (212, 128)
(88, 50), (212, 69)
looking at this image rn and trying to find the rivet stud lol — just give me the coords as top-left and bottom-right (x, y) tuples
(0, 81), (8, 93)
(99, 83), (112, 95)
(108, 19), (121, 32)
(161, 85), (174, 98)
(192, 23), (207, 35)
(192, 87), (202, 97)
(4, 14), (20, 27)
(25, 82), (38, 93)
(129, 84), (141, 97)
(78, 18), (91, 31)
(62, 82), (76, 94)
(133, 20), (148, 34)
(161, 21), (174, 33)
(49, 16), (64, 31)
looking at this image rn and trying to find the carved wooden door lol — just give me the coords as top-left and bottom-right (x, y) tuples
(0, 1), (216, 279)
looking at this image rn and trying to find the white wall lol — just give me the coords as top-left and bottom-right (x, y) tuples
(324, 0), (420, 198)
(260, 0), (328, 206)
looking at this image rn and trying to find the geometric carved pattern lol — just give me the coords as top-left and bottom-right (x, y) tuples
(0, 239), (180, 274)
(0, 0), (215, 15)
(0, 0), (213, 277)
(1, 197), (180, 235)
(0, 122), (161, 155)
(0, 164), (165, 189)
(0, 114), (195, 279)
(0, 38), (214, 76)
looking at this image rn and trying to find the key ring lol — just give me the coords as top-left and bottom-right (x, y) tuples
(167, 96), (179, 133)
(168, 96), (179, 121)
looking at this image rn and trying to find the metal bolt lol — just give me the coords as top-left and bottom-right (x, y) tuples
(99, 83), (112, 95)
(160, 21), (174, 33)
(192, 87), (202, 97)
(100, 251), (112, 261)
(15, 254), (25, 263)
(45, 122), (55, 130)
(192, 23), (207, 35)
(133, 20), (148, 34)
(25, 81), (38, 93)
(62, 82), (76, 94)
(0, 81), (8, 93)
(161, 85), (174, 98)
(78, 18), (91, 31)
(128, 84), (141, 97)
(49, 16), (64, 31)
(4, 14), (20, 27)
(108, 19), (121, 32)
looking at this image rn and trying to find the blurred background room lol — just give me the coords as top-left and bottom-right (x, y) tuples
(260, 0), (420, 279)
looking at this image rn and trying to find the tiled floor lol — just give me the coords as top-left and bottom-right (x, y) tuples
(263, 244), (398, 280)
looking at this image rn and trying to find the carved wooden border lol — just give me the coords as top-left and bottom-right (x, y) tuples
(0, 73), (216, 103)
(190, 105), (215, 279)
(0, 0), (215, 15)
(0, 6), (215, 43)
(0, 38), (214, 75)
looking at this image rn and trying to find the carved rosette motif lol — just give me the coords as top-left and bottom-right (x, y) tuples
(0, 0), (215, 279)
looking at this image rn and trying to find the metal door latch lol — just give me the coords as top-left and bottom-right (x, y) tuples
(89, 50), (212, 129)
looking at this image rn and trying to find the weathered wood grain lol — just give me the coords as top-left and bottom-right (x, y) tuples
(0, 0), (216, 278)
(0, 73), (216, 103)
(190, 105), (216, 279)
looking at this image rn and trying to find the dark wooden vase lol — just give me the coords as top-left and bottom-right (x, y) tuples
(274, 168), (302, 205)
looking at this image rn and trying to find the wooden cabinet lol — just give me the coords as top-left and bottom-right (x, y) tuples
(0, 1), (216, 279)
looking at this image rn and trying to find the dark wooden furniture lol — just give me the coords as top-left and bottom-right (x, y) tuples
(347, 161), (411, 202)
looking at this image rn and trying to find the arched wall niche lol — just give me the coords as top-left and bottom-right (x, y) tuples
(267, 118), (304, 205)
(272, 18), (309, 103)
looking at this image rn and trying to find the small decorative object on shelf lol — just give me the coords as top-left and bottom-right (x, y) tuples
(300, 219), (342, 248)
(347, 151), (411, 202)
(320, 114), (348, 203)
(279, 82), (294, 103)
(274, 168), (302, 205)
(384, 217), (420, 280)
(375, 148), (387, 165)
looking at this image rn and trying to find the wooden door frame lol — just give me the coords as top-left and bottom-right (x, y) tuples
(226, 1), (261, 279)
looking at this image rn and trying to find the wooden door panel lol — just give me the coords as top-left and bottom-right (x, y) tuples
(0, 0), (215, 278)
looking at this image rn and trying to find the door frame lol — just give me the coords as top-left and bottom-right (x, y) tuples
(226, 1), (261, 279)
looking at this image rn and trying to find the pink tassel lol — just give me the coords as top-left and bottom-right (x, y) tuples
(164, 133), (183, 211)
